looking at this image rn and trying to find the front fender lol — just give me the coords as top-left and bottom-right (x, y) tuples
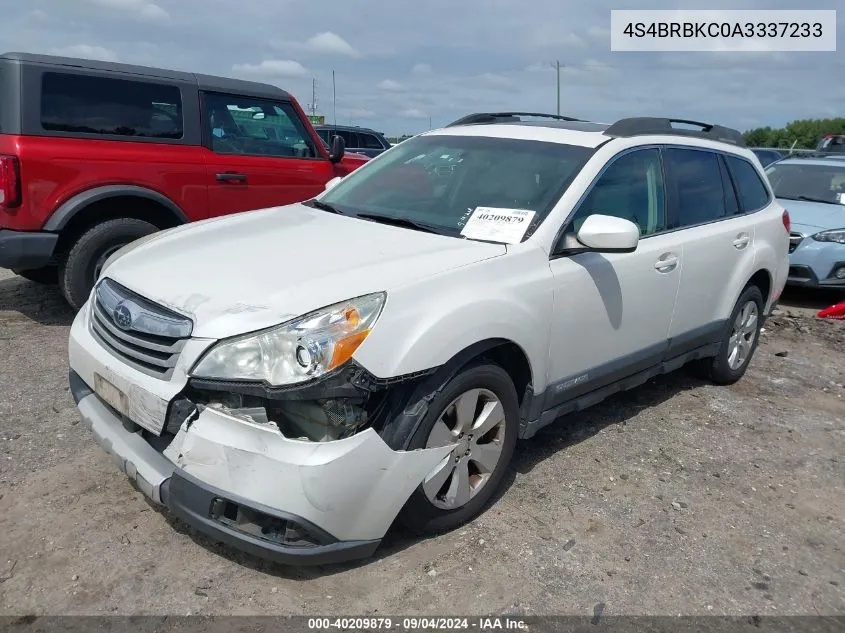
(353, 250), (554, 393)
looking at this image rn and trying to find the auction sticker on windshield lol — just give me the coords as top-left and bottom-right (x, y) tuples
(460, 207), (536, 244)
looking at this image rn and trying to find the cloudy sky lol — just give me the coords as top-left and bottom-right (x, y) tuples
(4, 0), (844, 136)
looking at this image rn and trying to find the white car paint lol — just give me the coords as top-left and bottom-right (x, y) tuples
(68, 118), (789, 562)
(100, 203), (505, 340)
(161, 407), (455, 542)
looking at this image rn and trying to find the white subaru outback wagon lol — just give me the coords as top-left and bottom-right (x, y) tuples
(68, 113), (789, 565)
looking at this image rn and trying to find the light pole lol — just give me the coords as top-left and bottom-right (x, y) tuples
(332, 70), (337, 128)
(553, 60), (560, 116)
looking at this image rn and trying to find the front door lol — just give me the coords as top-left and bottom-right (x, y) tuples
(201, 92), (336, 216)
(546, 147), (681, 409)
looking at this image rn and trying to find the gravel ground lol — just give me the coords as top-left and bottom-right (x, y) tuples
(0, 267), (843, 617)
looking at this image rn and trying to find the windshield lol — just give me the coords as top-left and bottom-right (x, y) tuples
(765, 162), (845, 205)
(319, 133), (594, 240)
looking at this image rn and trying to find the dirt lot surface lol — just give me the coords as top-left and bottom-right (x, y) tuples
(0, 267), (843, 617)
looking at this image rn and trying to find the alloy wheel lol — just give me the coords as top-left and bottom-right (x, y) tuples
(423, 388), (507, 510)
(727, 300), (759, 370)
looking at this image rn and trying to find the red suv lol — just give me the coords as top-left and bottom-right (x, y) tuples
(0, 52), (367, 309)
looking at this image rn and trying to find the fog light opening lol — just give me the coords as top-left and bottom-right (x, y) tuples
(834, 266), (845, 280)
(210, 497), (325, 548)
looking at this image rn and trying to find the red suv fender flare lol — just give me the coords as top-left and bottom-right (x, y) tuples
(43, 185), (189, 231)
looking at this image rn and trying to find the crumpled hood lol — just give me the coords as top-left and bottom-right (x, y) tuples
(778, 198), (845, 232)
(101, 203), (505, 339)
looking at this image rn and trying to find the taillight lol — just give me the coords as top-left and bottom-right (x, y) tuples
(0, 155), (21, 209)
(782, 209), (790, 233)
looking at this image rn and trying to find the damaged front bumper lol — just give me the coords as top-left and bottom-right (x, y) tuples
(70, 369), (453, 564)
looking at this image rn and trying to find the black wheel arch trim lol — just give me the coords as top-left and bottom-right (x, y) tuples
(44, 185), (189, 231)
(186, 338), (534, 452)
(377, 338), (531, 451)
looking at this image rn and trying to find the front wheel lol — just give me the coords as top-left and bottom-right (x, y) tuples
(59, 218), (158, 310)
(397, 363), (519, 535)
(694, 285), (764, 385)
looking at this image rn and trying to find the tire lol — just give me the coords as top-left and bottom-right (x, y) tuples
(695, 285), (765, 385)
(59, 218), (158, 310)
(397, 363), (519, 535)
(12, 266), (58, 285)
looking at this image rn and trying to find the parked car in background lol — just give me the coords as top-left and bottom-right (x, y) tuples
(751, 148), (783, 167)
(315, 135), (371, 161)
(314, 125), (392, 158)
(68, 113), (787, 565)
(765, 155), (845, 289)
(0, 52), (367, 309)
(816, 134), (845, 154)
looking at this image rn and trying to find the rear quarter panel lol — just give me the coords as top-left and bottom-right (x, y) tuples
(753, 201), (790, 311)
(6, 136), (208, 231)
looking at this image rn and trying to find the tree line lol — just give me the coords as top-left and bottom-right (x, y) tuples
(744, 118), (845, 149)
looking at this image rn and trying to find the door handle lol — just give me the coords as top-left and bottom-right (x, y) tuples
(733, 233), (750, 249)
(216, 172), (247, 183)
(654, 254), (679, 272)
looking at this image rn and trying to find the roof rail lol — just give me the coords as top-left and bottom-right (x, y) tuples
(446, 112), (585, 127)
(603, 117), (746, 147)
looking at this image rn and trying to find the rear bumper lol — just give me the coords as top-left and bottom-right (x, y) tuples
(0, 229), (58, 270)
(70, 369), (381, 565)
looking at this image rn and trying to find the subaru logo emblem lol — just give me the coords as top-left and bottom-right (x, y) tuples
(113, 302), (133, 330)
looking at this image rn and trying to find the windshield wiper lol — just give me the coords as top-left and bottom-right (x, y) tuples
(797, 195), (841, 205)
(303, 198), (344, 214)
(354, 212), (442, 234)
(779, 195), (839, 205)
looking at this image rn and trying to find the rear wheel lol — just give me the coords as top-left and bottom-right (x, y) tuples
(397, 363), (518, 535)
(59, 218), (158, 310)
(693, 285), (764, 385)
(12, 266), (58, 285)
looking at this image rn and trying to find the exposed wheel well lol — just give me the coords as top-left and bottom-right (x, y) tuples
(54, 196), (183, 257)
(746, 269), (772, 305)
(458, 340), (533, 406)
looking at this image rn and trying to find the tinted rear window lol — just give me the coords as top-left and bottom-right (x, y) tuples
(41, 72), (183, 139)
(665, 148), (727, 226)
(725, 155), (770, 212)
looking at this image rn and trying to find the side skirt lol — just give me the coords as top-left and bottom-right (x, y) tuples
(519, 324), (726, 440)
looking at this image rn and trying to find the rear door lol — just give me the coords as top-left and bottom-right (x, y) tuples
(664, 147), (760, 351)
(201, 92), (335, 216)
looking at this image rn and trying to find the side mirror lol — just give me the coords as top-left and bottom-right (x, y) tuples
(324, 176), (342, 192)
(329, 135), (345, 163)
(575, 214), (639, 253)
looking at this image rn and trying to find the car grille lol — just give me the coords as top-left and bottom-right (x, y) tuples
(788, 232), (805, 253)
(89, 279), (193, 379)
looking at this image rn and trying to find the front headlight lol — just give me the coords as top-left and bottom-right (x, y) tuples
(811, 229), (845, 244)
(191, 293), (386, 385)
